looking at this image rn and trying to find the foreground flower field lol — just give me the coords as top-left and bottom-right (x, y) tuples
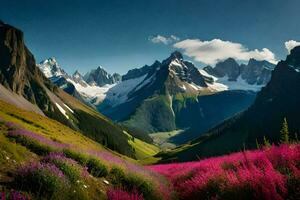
(0, 100), (299, 200)
(0, 113), (171, 200)
(149, 144), (300, 200)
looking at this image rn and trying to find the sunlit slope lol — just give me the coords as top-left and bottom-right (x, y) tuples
(0, 100), (170, 200)
(0, 99), (158, 160)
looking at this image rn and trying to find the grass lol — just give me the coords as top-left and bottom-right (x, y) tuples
(122, 95), (177, 134)
(86, 158), (109, 177)
(0, 100), (170, 200)
(0, 100), (136, 161)
(124, 130), (160, 160)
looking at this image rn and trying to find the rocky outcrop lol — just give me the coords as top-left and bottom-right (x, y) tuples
(203, 58), (275, 86)
(0, 21), (54, 111)
(84, 66), (121, 86)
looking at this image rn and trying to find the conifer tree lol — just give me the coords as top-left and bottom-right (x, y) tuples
(263, 136), (271, 147)
(280, 117), (289, 144)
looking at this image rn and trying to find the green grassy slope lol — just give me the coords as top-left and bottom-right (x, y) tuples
(0, 99), (159, 161)
(0, 100), (168, 199)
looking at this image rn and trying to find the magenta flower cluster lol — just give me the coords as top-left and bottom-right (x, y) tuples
(107, 188), (143, 200)
(0, 191), (28, 200)
(149, 144), (300, 200)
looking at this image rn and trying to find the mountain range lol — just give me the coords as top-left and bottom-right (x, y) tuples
(37, 58), (120, 105)
(98, 52), (274, 144)
(160, 46), (300, 162)
(0, 21), (150, 158)
(37, 49), (275, 146)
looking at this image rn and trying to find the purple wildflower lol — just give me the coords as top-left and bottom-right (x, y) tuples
(9, 190), (28, 200)
(18, 162), (66, 179)
(8, 128), (70, 149)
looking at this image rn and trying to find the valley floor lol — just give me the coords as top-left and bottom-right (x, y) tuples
(149, 130), (183, 150)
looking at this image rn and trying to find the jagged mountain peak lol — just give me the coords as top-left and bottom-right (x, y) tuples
(73, 70), (82, 78)
(72, 70), (84, 81)
(249, 58), (273, 65)
(84, 66), (120, 86)
(202, 57), (275, 90)
(43, 57), (57, 64)
(38, 57), (66, 78)
(95, 65), (106, 72)
(169, 51), (183, 60)
(162, 51), (184, 65)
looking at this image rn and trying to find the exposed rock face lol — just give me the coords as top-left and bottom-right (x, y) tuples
(0, 21), (54, 111)
(112, 73), (122, 83)
(162, 51), (207, 94)
(241, 58), (275, 85)
(211, 58), (241, 81)
(84, 66), (121, 86)
(203, 58), (275, 86)
(72, 70), (88, 87)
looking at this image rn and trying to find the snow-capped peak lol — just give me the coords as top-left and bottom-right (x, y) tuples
(200, 58), (276, 92)
(73, 70), (82, 79)
(38, 57), (66, 78)
(43, 57), (57, 65)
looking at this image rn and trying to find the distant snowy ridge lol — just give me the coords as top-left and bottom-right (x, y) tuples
(201, 58), (275, 92)
(199, 69), (264, 92)
(37, 58), (116, 105)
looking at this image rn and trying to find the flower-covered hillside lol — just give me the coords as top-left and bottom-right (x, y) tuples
(149, 144), (300, 200)
(0, 100), (170, 200)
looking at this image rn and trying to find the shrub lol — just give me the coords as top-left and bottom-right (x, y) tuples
(63, 149), (88, 165)
(109, 166), (126, 185)
(86, 157), (108, 177)
(14, 162), (68, 198)
(42, 152), (88, 182)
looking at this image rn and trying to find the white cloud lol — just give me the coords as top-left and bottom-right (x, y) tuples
(149, 35), (180, 45)
(173, 39), (277, 65)
(285, 40), (300, 53)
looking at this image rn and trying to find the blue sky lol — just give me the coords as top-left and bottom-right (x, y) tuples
(0, 0), (299, 75)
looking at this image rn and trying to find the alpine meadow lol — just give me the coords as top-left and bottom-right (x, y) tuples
(0, 0), (300, 199)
